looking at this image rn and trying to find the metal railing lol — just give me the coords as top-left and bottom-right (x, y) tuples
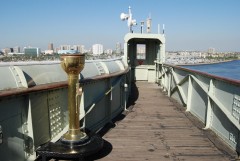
(156, 62), (240, 153)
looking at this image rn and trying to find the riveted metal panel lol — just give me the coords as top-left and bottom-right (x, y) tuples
(232, 95), (240, 121)
(211, 101), (239, 149)
(214, 81), (240, 115)
(0, 96), (27, 161)
(30, 92), (50, 148)
(47, 88), (68, 139)
(83, 80), (109, 130)
(0, 115), (25, 161)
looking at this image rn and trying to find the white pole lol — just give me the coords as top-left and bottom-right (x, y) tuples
(163, 24), (165, 34)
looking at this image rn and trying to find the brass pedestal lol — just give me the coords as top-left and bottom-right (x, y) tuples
(60, 54), (87, 144)
(36, 54), (103, 160)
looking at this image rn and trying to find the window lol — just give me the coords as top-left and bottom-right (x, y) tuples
(136, 44), (146, 60)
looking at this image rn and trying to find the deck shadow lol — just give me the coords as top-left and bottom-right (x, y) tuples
(126, 82), (139, 108)
(83, 83), (139, 160)
(83, 139), (112, 161)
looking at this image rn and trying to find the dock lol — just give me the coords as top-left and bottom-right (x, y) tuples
(86, 82), (237, 161)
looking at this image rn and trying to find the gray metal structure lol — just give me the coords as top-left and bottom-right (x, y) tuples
(156, 62), (240, 153)
(0, 58), (129, 161)
(123, 33), (165, 82)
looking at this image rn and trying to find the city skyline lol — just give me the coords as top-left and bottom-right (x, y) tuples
(1, 0), (240, 52)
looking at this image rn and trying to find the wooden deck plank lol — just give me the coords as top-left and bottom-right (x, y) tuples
(90, 82), (236, 161)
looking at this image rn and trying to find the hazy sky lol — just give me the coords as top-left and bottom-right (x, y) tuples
(1, 0), (240, 52)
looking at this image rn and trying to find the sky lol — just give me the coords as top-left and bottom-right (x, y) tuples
(1, 0), (240, 52)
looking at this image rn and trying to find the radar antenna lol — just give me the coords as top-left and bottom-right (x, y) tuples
(120, 6), (137, 33)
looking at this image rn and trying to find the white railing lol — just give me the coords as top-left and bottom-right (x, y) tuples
(156, 62), (240, 153)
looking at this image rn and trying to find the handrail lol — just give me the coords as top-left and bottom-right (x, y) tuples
(0, 67), (130, 98)
(163, 63), (240, 86)
(81, 75), (123, 120)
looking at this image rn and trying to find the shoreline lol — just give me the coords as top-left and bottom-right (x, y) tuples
(177, 59), (237, 66)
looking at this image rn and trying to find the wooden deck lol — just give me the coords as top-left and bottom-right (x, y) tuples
(86, 82), (237, 161)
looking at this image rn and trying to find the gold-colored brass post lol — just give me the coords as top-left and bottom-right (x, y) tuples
(60, 54), (87, 142)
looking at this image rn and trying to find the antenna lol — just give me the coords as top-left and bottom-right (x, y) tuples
(158, 24), (160, 34)
(146, 14), (152, 33)
(120, 6), (137, 33)
(141, 21), (144, 34)
(163, 24), (165, 34)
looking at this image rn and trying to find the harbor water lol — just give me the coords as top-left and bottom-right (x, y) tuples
(182, 60), (240, 81)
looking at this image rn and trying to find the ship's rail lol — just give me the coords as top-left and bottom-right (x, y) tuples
(156, 62), (240, 153)
(0, 58), (130, 161)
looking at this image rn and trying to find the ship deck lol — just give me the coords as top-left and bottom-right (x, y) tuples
(85, 81), (237, 161)
(49, 82), (238, 161)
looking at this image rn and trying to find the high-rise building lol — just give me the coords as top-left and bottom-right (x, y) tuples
(14, 46), (20, 53)
(24, 47), (41, 57)
(48, 43), (53, 50)
(72, 45), (85, 53)
(92, 44), (103, 55)
(60, 45), (71, 50)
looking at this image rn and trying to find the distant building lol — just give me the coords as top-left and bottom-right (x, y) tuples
(48, 43), (53, 50)
(24, 47), (41, 57)
(60, 45), (71, 50)
(2, 48), (11, 55)
(116, 42), (121, 54)
(57, 50), (78, 54)
(44, 50), (54, 55)
(105, 49), (113, 55)
(8, 52), (24, 55)
(92, 44), (103, 55)
(208, 47), (216, 55)
(13, 46), (20, 53)
(72, 45), (85, 53)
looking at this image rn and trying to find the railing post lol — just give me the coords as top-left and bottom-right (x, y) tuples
(186, 75), (192, 112)
(167, 68), (172, 97)
(204, 79), (214, 129)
